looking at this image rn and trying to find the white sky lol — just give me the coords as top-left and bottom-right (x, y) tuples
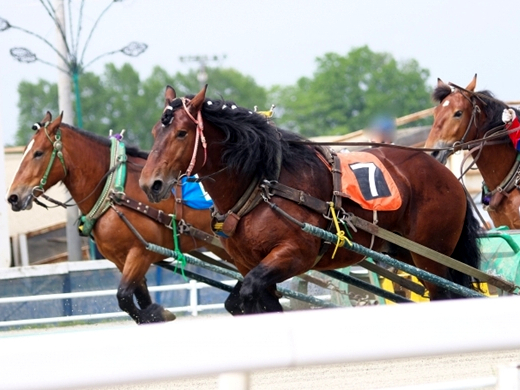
(1, 0), (520, 146)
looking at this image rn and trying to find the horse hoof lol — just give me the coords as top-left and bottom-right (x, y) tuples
(140, 303), (176, 323)
(161, 309), (176, 322)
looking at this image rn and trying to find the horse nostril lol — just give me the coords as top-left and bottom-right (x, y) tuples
(151, 180), (163, 194)
(7, 194), (18, 205)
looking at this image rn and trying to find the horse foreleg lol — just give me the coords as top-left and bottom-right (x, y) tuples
(117, 279), (145, 324)
(119, 252), (176, 324)
(224, 281), (245, 315)
(240, 263), (284, 314)
(133, 277), (153, 309)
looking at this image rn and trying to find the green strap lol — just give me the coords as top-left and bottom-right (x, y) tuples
(171, 214), (187, 280)
(38, 127), (67, 191)
(79, 138), (127, 236)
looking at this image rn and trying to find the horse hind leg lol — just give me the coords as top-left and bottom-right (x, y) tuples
(409, 254), (458, 300)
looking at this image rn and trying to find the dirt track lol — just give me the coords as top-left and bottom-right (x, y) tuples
(87, 349), (519, 390)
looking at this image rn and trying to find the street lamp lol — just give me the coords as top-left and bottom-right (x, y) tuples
(8, 41), (147, 128)
(0, 5), (148, 128)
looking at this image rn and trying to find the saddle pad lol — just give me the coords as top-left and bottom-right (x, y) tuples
(172, 176), (214, 210)
(338, 151), (402, 211)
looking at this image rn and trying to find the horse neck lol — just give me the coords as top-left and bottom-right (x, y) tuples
(471, 140), (518, 190)
(60, 126), (112, 215)
(195, 130), (254, 213)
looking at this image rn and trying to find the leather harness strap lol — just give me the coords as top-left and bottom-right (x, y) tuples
(109, 192), (223, 249)
(265, 181), (329, 214)
(174, 182), (184, 222)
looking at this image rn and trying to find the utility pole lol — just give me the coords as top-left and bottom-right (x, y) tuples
(0, 88), (11, 268)
(55, 0), (83, 261)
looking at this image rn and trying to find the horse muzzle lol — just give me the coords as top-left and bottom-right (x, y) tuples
(430, 149), (452, 165)
(7, 192), (33, 211)
(139, 177), (172, 203)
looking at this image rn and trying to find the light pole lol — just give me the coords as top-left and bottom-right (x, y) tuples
(1, 1), (147, 261)
(179, 54), (227, 88)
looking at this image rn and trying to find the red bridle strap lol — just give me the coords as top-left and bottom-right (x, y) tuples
(181, 97), (207, 177)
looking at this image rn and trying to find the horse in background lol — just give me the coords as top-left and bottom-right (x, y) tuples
(425, 74), (520, 229)
(6, 112), (232, 324)
(139, 85), (481, 314)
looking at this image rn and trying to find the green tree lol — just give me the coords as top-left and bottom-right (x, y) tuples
(270, 46), (432, 137)
(15, 63), (268, 149)
(171, 67), (268, 111)
(16, 80), (59, 146)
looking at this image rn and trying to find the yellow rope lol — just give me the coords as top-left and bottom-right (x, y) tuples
(329, 202), (351, 258)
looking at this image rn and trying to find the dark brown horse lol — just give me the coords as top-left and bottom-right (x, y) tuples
(6, 112), (231, 324)
(139, 86), (481, 314)
(425, 75), (520, 229)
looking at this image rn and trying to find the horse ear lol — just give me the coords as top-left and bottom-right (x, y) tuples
(466, 74), (477, 92)
(437, 78), (449, 88)
(190, 84), (208, 113)
(42, 111), (52, 123)
(48, 112), (63, 132)
(164, 85), (176, 107)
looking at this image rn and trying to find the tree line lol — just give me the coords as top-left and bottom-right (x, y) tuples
(15, 46), (433, 149)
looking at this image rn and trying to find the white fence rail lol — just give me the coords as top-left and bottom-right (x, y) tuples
(0, 260), (237, 327)
(1, 296), (520, 390)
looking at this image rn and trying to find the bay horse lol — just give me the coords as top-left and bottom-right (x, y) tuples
(139, 85), (481, 314)
(425, 74), (520, 229)
(6, 111), (232, 324)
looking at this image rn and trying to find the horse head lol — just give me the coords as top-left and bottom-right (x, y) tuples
(425, 74), (482, 164)
(6, 111), (67, 211)
(140, 85), (208, 203)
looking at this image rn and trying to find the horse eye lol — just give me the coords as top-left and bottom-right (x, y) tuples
(33, 150), (44, 158)
(176, 130), (188, 139)
(454, 110), (463, 118)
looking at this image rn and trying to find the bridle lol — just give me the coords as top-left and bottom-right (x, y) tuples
(29, 123), (121, 209)
(31, 122), (68, 200)
(447, 84), (484, 150)
(163, 97), (207, 178)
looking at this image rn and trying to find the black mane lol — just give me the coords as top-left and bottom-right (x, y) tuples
(168, 97), (322, 180)
(432, 84), (452, 103)
(63, 123), (149, 159)
(473, 90), (512, 139)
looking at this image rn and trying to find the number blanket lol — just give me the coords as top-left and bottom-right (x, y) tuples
(337, 151), (402, 211)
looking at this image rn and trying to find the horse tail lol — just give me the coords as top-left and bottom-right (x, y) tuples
(448, 199), (482, 289)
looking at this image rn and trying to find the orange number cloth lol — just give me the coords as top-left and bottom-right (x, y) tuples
(337, 151), (402, 211)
